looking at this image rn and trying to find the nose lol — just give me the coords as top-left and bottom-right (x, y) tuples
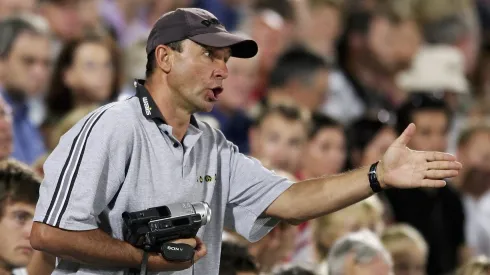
(214, 61), (229, 80)
(24, 220), (33, 239)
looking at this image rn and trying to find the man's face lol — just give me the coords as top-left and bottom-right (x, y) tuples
(219, 57), (258, 112)
(2, 32), (52, 97)
(458, 130), (490, 173)
(251, 114), (307, 174)
(408, 110), (448, 152)
(64, 42), (114, 103)
(0, 202), (35, 270)
(0, 97), (12, 160)
(304, 127), (346, 177)
(361, 127), (396, 166)
(167, 40), (230, 113)
(294, 69), (328, 111)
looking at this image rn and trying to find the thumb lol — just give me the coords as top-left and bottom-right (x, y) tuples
(393, 123), (416, 146)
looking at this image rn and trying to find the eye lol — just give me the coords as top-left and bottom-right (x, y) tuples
(204, 50), (211, 57)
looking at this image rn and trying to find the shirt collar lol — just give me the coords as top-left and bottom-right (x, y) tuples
(134, 79), (199, 128)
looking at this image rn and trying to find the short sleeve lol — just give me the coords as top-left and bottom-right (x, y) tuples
(33, 104), (133, 231)
(223, 142), (293, 242)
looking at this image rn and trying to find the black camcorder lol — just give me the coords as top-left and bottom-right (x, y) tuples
(122, 202), (211, 262)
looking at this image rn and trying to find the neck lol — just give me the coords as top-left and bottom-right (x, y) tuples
(145, 80), (191, 142)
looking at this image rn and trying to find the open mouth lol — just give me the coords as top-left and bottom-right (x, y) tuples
(208, 87), (223, 101)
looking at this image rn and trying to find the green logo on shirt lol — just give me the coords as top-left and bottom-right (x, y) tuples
(197, 174), (217, 183)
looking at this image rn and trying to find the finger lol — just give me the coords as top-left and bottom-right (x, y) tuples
(425, 169), (459, 179)
(426, 161), (462, 170)
(424, 151), (456, 162)
(194, 241), (207, 260)
(420, 179), (447, 188)
(393, 123), (416, 147)
(172, 238), (197, 248)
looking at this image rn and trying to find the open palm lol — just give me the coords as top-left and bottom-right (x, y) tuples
(380, 123), (462, 189)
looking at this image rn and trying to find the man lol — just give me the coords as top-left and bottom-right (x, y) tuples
(249, 105), (309, 175)
(0, 16), (52, 165)
(385, 93), (467, 275)
(323, 2), (421, 125)
(30, 8), (461, 275)
(327, 230), (393, 275)
(0, 159), (41, 275)
(0, 97), (13, 161)
(455, 124), (490, 257)
(258, 47), (329, 113)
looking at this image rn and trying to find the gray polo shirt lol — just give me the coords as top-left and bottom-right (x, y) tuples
(33, 80), (294, 275)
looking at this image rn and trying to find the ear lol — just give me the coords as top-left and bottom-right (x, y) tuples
(154, 45), (173, 73)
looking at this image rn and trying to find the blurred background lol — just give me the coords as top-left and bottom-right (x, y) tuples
(1, 0), (490, 275)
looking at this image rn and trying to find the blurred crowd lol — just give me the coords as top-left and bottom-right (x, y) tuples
(1, 0), (490, 275)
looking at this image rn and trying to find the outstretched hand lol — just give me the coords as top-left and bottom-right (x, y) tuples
(378, 123), (462, 189)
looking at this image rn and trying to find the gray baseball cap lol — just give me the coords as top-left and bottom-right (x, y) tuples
(146, 8), (258, 58)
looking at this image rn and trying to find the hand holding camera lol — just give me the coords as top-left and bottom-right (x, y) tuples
(122, 202), (212, 273)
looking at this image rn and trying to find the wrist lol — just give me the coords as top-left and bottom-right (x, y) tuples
(368, 161), (384, 193)
(377, 160), (386, 189)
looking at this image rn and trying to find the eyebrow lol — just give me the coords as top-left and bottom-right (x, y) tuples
(200, 44), (232, 58)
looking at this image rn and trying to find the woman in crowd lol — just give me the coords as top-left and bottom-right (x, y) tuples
(42, 34), (122, 149)
(381, 224), (428, 275)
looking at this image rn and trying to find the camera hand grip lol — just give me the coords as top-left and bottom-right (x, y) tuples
(161, 243), (195, 262)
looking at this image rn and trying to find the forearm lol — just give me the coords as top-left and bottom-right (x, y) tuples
(31, 222), (142, 269)
(267, 166), (375, 224)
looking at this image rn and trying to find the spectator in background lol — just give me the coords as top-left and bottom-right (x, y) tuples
(348, 117), (396, 169)
(455, 124), (490, 257)
(323, 2), (421, 125)
(197, 43), (258, 153)
(247, 221), (298, 274)
(456, 256), (490, 275)
(219, 241), (259, 275)
(327, 229), (393, 275)
(250, 47), (329, 117)
(0, 159), (41, 275)
(238, 0), (295, 103)
(0, 0), (37, 19)
(0, 16), (51, 165)
(381, 224), (428, 275)
(249, 105), (309, 175)
(38, 0), (83, 49)
(385, 93), (467, 275)
(292, 0), (344, 60)
(42, 34), (121, 144)
(312, 198), (385, 274)
(298, 112), (346, 180)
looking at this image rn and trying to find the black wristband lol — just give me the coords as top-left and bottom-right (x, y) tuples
(368, 161), (383, 193)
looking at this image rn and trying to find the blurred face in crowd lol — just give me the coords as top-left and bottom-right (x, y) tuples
(64, 41), (114, 103)
(0, 0), (36, 18)
(361, 127), (397, 166)
(305, 3), (342, 57)
(1, 31), (52, 97)
(0, 97), (12, 160)
(458, 130), (490, 172)
(348, 253), (392, 275)
(304, 126), (346, 177)
(295, 69), (328, 111)
(407, 110), (448, 152)
(389, 241), (426, 275)
(250, 11), (293, 72)
(0, 202), (35, 271)
(78, 0), (100, 32)
(41, 0), (83, 41)
(250, 113), (307, 174)
(219, 56), (258, 112)
(367, 18), (421, 74)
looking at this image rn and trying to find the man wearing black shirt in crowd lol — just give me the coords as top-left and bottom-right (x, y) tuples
(384, 93), (467, 275)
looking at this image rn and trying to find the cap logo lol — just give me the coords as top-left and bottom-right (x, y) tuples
(201, 18), (220, 27)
